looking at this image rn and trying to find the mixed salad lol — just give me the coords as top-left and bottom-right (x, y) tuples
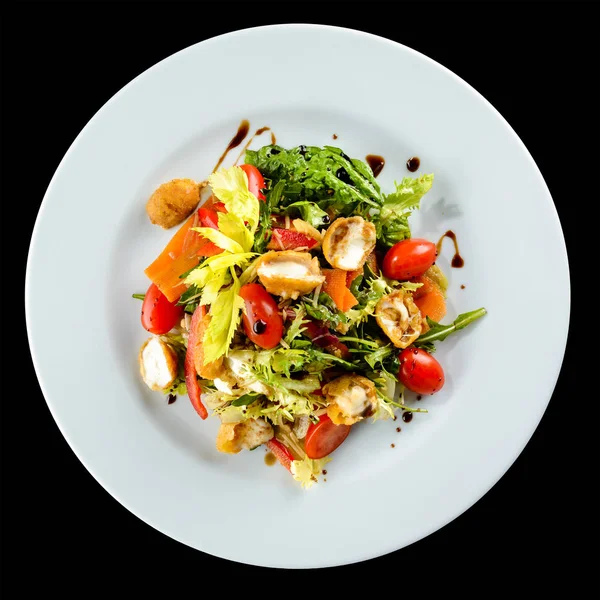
(136, 144), (486, 488)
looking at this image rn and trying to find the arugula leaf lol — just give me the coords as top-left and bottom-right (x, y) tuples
(363, 345), (394, 369)
(177, 284), (201, 306)
(413, 308), (487, 350)
(253, 179), (284, 253)
(285, 201), (329, 228)
(303, 292), (345, 329)
(245, 145), (383, 217)
(231, 393), (263, 407)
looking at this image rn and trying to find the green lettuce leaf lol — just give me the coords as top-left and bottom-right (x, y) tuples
(291, 456), (331, 489)
(374, 174), (434, 247)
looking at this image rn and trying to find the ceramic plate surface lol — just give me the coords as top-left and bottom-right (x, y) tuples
(25, 24), (569, 568)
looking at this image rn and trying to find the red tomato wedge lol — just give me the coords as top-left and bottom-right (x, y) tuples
(266, 439), (295, 472)
(239, 164), (266, 201)
(184, 305), (208, 419)
(305, 415), (351, 459)
(267, 228), (318, 250)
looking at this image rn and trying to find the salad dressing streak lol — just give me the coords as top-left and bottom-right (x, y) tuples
(436, 230), (464, 268)
(212, 119), (250, 172)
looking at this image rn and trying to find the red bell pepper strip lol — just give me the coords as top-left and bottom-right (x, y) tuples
(185, 305), (208, 420)
(266, 439), (295, 472)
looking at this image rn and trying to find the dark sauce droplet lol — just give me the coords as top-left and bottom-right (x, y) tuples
(416, 395), (422, 401)
(406, 156), (420, 172)
(212, 119), (250, 172)
(167, 394), (177, 405)
(402, 412), (413, 423)
(335, 166), (353, 185)
(332, 133), (338, 140)
(460, 284), (466, 289)
(253, 320), (267, 335)
(436, 230), (464, 268)
(264, 452), (276, 466)
(366, 154), (385, 178)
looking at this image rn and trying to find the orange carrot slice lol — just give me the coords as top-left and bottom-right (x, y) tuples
(412, 275), (446, 322)
(145, 196), (222, 302)
(323, 269), (358, 312)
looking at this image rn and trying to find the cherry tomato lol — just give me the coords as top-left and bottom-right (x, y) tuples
(239, 164), (266, 201)
(266, 439), (295, 472)
(398, 347), (445, 395)
(305, 414), (351, 459)
(239, 284), (283, 349)
(141, 283), (184, 335)
(382, 238), (437, 281)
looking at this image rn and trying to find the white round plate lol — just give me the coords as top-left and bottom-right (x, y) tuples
(26, 24), (569, 568)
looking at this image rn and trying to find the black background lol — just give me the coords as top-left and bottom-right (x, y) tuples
(2, 2), (597, 594)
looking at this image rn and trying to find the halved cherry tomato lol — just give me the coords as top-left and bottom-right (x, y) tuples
(141, 283), (184, 335)
(239, 164), (266, 201)
(266, 439), (295, 472)
(239, 284), (284, 349)
(184, 305), (208, 419)
(305, 414), (351, 459)
(382, 238), (437, 281)
(267, 228), (318, 250)
(398, 347), (445, 395)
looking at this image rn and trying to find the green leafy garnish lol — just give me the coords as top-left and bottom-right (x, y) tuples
(374, 174), (434, 247)
(414, 308), (487, 352)
(201, 269), (244, 365)
(245, 145), (382, 217)
(285, 201), (329, 228)
(291, 455), (331, 489)
(231, 393), (263, 407)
